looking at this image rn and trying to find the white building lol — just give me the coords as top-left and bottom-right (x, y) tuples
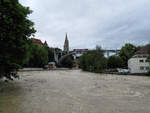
(128, 45), (150, 74)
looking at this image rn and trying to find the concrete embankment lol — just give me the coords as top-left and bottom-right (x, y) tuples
(19, 68), (79, 71)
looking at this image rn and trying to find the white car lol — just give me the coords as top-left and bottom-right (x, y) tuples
(117, 68), (129, 73)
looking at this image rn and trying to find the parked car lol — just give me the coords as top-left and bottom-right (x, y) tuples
(117, 68), (129, 73)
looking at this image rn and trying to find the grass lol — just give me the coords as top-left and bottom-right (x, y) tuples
(0, 96), (7, 113)
(0, 82), (21, 113)
(0, 96), (15, 113)
(0, 83), (8, 113)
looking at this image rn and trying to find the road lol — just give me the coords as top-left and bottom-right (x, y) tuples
(1, 70), (150, 113)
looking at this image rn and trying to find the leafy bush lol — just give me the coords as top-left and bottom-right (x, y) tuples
(119, 43), (137, 67)
(107, 56), (123, 68)
(26, 42), (48, 67)
(79, 48), (107, 73)
(61, 56), (74, 68)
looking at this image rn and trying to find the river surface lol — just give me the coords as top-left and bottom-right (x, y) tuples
(1, 70), (150, 113)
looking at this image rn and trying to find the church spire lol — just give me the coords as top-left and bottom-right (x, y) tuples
(65, 33), (68, 40)
(64, 33), (69, 53)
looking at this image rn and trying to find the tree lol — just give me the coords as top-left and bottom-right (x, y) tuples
(0, 0), (35, 79)
(79, 47), (107, 73)
(61, 56), (74, 68)
(119, 43), (137, 67)
(147, 46), (150, 74)
(44, 46), (54, 62)
(23, 40), (50, 68)
(107, 56), (123, 68)
(26, 42), (48, 67)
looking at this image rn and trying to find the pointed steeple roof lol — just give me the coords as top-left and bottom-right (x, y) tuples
(44, 41), (48, 46)
(65, 33), (68, 41)
(64, 33), (69, 52)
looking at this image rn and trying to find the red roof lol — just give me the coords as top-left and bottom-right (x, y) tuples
(135, 44), (150, 55)
(31, 38), (43, 45)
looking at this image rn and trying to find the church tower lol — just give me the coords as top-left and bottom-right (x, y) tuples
(64, 33), (69, 53)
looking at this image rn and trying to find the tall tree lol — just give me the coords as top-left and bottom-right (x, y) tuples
(0, 0), (35, 79)
(61, 56), (74, 68)
(107, 56), (123, 68)
(79, 47), (107, 73)
(28, 44), (48, 67)
(44, 46), (54, 62)
(119, 43), (137, 67)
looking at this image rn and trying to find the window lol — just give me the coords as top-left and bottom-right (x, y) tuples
(146, 67), (149, 70)
(145, 60), (149, 62)
(139, 60), (144, 63)
(140, 67), (144, 70)
(138, 56), (142, 58)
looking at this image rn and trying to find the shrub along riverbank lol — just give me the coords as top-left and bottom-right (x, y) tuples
(79, 47), (107, 73)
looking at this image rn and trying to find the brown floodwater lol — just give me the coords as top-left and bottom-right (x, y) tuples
(1, 70), (150, 113)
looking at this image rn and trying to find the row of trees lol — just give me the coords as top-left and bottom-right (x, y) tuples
(79, 44), (143, 73)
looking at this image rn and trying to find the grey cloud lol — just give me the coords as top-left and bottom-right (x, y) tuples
(20, 0), (150, 49)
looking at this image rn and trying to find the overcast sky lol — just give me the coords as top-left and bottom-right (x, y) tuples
(19, 0), (150, 50)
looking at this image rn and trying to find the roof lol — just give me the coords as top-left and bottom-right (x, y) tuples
(135, 44), (150, 55)
(31, 38), (43, 45)
(44, 41), (48, 46)
(31, 38), (49, 46)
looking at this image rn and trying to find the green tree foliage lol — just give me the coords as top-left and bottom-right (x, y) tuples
(23, 40), (56, 68)
(107, 56), (123, 68)
(61, 56), (74, 68)
(44, 46), (54, 62)
(0, 0), (35, 79)
(148, 48), (150, 62)
(25, 41), (48, 67)
(54, 47), (62, 59)
(79, 48), (107, 73)
(136, 46), (143, 51)
(147, 46), (150, 74)
(119, 43), (137, 67)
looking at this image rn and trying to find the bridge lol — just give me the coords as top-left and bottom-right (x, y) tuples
(102, 49), (120, 57)
(54, 49), (120, 65)
(54, 50), (76, 66)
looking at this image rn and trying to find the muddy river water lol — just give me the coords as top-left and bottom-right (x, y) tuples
(1, 70), (150, 113)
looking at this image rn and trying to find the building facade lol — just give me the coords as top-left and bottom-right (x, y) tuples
(128, 44), (150, 73)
